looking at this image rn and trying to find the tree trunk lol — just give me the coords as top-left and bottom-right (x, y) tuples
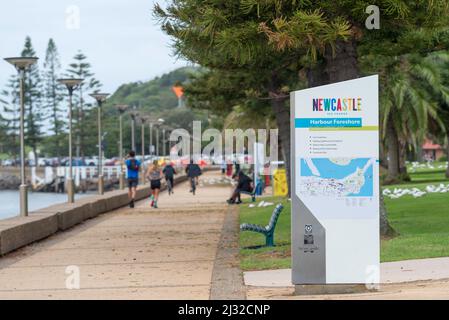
(445, 132), (449, 178)
(267, 70), (292, 197)
(416, 143), (423, 163)
(386, 117), (400, 183)
(270, 96), (291, 197)
(379, 193), (396, 237)
(379, 139), (388, 169)
(323, 38), (395, 236)
(307, 60), (329, 87)
(324, 39), (359, 83)
(399, 140), (410, 181)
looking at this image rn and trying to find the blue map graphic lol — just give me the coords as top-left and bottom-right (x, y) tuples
(300, 158), (374, 197)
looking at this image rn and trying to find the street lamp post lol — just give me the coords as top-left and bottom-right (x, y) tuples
(156, 118), (165, 158)
(162, 127), (166, 157)
(130, 106), (138, 151)
(58, 78), (84, 203)
(149, 122), (153, 157)
(139, 115), (149, 185)
(90, 93), (110, 195)
(116, 105), (129, 190)
(4, 57), (39, 217)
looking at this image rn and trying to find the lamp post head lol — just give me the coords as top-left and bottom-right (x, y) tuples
(139, 115), (149, 125)
(58, 78), (83, 94)
(129, 110), (139, 120)
(116, 104), (129, 114)
(89, 93), (110, 106)
(4, 57), (39, 71)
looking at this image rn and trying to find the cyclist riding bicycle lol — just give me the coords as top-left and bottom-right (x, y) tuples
(185, 159), (202, 195)
(163, 161), (177, 195)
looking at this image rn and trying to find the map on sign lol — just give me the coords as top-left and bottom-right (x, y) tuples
(299, 158), (374, 197)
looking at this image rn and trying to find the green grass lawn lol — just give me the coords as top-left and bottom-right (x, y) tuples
(239, 197), (291, 271)
(239, 164), (449, 271)
(382, 193), (449, 262)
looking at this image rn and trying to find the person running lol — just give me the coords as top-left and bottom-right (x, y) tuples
(125, 150), (140, 208)
(185, 159), (202, 194)
(163, 161), (177, 195)
(146, 160), (163, 208)
(227, 171), (253, 204)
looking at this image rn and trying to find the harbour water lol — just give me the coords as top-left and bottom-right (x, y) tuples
(0, 191), (89, 220)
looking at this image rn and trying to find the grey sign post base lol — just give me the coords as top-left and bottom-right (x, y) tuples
(295, 284), (374, 296)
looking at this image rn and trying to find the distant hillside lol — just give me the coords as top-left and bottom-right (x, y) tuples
(107, 66), (200, 113)
(95, 66), (211, 158)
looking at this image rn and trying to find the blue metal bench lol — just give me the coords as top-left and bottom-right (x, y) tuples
(240, 204), (284, 247)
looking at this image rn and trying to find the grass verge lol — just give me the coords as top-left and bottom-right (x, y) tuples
(239, 191), (449, 271)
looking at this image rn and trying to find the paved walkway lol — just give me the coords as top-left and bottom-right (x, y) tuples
(245, 257), (449, 287)
(245, 258), (449, 299)
(0, 171), (237, 299)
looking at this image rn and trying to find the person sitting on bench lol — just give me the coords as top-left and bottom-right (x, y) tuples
(227, 171), (253, 204)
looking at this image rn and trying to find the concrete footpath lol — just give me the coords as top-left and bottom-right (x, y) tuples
(0, 171), (244, 299)
(244, 258), (449, 299)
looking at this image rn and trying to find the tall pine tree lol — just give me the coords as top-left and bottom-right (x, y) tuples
(66, 51), (102, 158)
(43, 39), (65, 159)
(22, 36), (44, 165)
(0, 74), (21, 159)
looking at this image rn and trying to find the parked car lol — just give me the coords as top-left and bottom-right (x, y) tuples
(48, 158), (61, 167)
(85, 157), (98, 167)
(38, 158), (49, 167)
(61, 158), (86, 167)
(2, 159), (14, 166)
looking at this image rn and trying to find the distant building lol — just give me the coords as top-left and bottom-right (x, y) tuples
(422, 139), (444, 161)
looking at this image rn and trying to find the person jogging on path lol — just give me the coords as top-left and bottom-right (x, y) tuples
(186, 159), (202, 194)
(146, 160), (163, 208)
(163, 161), (177, 195)
(125, 150), (141, 208)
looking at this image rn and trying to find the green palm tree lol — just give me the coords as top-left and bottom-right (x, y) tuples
(379, 53), (449, 183)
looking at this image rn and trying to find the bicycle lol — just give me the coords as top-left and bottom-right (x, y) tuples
(190, 177), (197, 195)
(166, 177), (173, 195)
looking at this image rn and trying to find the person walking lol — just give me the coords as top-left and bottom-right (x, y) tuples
(146, 160), (163, 208)
(125, 150), (141, 208)
(163, 161), (177, 195)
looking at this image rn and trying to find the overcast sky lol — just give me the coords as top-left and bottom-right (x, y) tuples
(0, 0), (189, 94)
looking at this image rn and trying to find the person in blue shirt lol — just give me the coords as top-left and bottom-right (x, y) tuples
(125, 150), (141, 208)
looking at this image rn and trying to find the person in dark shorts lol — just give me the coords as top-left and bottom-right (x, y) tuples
(125, 150), (140, 208)
(146, 160), (162, 208)
(185, 159), (202, 193)
(163, 161), (177, 195)
(227, 171), (253, 204)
